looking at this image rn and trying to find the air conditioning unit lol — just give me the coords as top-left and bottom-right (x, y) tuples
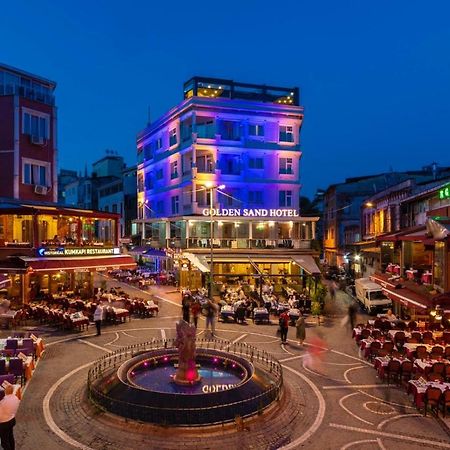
(31, 135), (44, 145)
(34, 185), (48, 195)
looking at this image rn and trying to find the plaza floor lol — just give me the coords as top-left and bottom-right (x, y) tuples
(9, 278), (450, 450)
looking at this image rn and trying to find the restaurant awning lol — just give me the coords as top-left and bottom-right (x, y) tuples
(183, 253), (210, 273)
(0, 274), (11, 288)
(291, 255), (321, 275)
(381, 286), (431, 312)
(20, 255), (137, 272)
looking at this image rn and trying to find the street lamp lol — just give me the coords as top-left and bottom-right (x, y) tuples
(203, 181), (225, 299)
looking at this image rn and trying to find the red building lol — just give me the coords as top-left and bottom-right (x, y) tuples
(0, 63), (57, 202)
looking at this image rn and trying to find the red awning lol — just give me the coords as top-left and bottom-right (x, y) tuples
(22, 255), (136, 272)
(382, 286), (431, 312)
(370, 273), (398, 289)
(0, 274), (11, 288)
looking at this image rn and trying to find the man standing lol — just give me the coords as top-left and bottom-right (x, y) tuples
(205, 300), (217, 337)
(279, 310), (290, 344)
(0, 385), (20, 450)
(94, 304), (103, 336)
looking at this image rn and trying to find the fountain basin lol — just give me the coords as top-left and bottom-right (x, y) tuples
(88, 345), (282, 426)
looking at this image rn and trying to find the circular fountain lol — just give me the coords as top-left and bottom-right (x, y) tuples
(88, 321), (282, 426)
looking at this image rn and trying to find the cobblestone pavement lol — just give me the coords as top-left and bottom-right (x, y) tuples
(10, 278), (450, 450)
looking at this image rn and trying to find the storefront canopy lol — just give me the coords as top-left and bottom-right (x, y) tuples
(291, 255), (321, 275)
(20, 255), (136, 272)
(381, 286), (431, 312)
(183, 253), (210, 273)
(0, 274), (11, 288)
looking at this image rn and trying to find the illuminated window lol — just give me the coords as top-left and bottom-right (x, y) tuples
(169, 128), (177, 147)
(249, 124), (264, 137)
(170, 161), (178, 179)
(279, 158), (293, 174)
(279, 190), (292, 207)
(279, 125), (294, 142)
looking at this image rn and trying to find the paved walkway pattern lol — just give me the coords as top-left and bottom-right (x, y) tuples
(10, 278), (450, 450)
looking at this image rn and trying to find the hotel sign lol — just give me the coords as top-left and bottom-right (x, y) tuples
(202, 208), (300, 217)
(37, 247), (121, 257)
(438, 185), (450, 200)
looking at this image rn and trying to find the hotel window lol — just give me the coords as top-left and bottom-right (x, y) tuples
(156, 137), (163, 150)
(220, 121), (241, 140)
(171, 196), (180, 214)
(249, 191), (263, 204)
(249, 124), (264, 137)
(22, 109), (49, 140)
(279, 157), (293, 174)
(279, 125), (294, 143)
(279, 190), (292, 207)
(169, 128), (177, 147)
(112, 204), (117, 213)
(248, 157), (264, 169)
(23, 161), (49, 186)
(143, 143), (153, 160)
(137, 173), (144, 191)
(156, 169), (163, 180)
(170, 161), (179, 179)
(145, 174), (154, 190)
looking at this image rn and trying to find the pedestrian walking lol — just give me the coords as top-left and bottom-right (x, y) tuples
(191, 299), (201, 328)
(205, 300), (217, 336)
(182, 296), (190, 323)
(348, 301), (358, 331)
(94, 304), (103, 336)
(329, 281), (337, 301)
(0, 385), (20, 450)
(295, 314), (306, 345)
(279, 310), (289, 343)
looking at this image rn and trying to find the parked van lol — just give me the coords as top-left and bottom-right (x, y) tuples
(354, 278), (391, 314)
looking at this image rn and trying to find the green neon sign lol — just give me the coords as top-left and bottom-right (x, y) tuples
(439, 185), (450, 200)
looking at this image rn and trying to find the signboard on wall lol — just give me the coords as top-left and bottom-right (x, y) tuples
(37, 247), (121, 257)
(202, 208), (300, 217)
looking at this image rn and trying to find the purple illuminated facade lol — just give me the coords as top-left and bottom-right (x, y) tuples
(136, 77), (319, 287)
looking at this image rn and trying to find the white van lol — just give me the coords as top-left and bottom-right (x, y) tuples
(354, 278), (391, 314)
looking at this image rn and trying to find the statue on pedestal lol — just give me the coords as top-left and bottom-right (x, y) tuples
(173, 320), (201, 385)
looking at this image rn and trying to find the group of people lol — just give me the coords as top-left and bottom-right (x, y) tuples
(181, 291), (218, 336)
(278, 310), (306, 345)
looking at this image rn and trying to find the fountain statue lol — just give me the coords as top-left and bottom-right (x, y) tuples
(173, 320), (201, 385)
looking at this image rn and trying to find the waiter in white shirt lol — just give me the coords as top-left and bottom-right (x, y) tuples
(0, 385), (20, 450)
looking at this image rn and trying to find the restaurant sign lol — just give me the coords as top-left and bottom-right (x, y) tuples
(37, 247), (121, 257)
(438, 185), (450, 200)
(202, 208), (299, 217)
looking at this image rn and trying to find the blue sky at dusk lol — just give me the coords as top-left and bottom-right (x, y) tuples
(2, 0), (450, 197)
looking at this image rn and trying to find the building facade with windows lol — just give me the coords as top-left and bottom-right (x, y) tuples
(136, 77), (320, 289)
(0, 63), (57, 202)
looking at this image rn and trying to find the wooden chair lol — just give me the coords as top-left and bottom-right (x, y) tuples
(400, 360), (413, 383)
(383, 359), (401, 385)
(423, 386), (441, 416)
(441, 389), (450, 418)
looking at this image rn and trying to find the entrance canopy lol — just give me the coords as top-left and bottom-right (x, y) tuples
(183, 253), (210, 273)
(0, 274), (11, 288)
(290, 255), (321, 275)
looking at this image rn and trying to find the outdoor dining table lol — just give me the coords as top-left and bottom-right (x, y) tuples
(407, 379), (450, 408)
(0, 356), (34, 381)
(413, 358), (450, 373)
(374, 356), (405, 377)
(403, 343), (449, 357)
(387, 330), (412, 340)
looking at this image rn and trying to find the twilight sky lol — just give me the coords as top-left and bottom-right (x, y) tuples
(2, 0), (450, 197)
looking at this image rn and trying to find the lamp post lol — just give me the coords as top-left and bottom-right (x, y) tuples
(204, 182), (225, 299)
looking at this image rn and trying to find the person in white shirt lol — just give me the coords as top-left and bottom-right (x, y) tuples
(93, 304), (103, 336)
(0, 385), (20, 450)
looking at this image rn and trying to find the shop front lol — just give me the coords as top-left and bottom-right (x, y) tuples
(0, 201), (135, 304)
